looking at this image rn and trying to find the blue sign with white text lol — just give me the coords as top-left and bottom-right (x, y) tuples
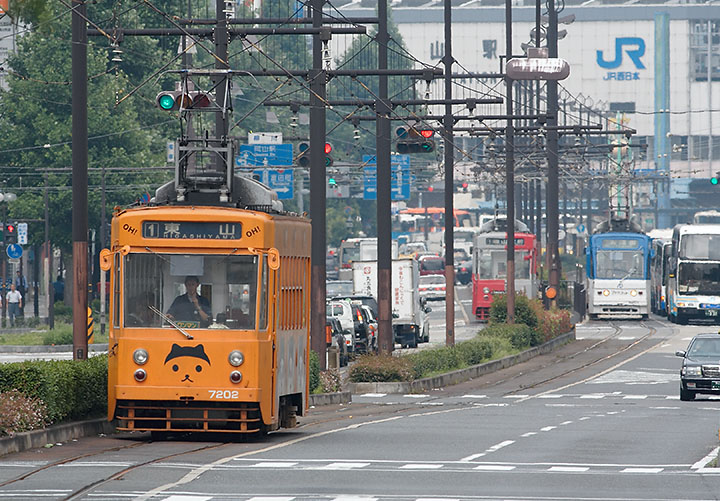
(237, 143), (293, 167)
(253, 169), (294, 199)
(362, 154), (411, 200)
(6, 244), (22, 259)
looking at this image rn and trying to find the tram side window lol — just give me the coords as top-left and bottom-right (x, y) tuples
(124, 253), (164, 328)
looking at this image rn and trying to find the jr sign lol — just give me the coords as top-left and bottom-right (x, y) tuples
(596, 37), (646, 81)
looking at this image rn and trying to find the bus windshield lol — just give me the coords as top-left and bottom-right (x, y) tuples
(595, 250), (645, 279)
(680, 234), (720, 260)
(678, 262), (720, 295)
(476, 250), (530, 279)
(123, 252), (265, 330)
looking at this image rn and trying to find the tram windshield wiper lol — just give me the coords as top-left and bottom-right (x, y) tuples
(148, 305), (194, 340)
(618, 267), (636, 284)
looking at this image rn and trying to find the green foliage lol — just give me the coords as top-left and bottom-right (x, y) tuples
(536, 307), (573, 342)
(317, 369), (342, 394)
(348, 354), (416, 383)
(0, 389), (49, 436)
(309, 349), (320, 392)
(478, 323), (543, 349)
(489, 294), (539, 329)
(0, 355), (108, 425)
(53, 302), (73, 324)
(42, 324), (73, 346)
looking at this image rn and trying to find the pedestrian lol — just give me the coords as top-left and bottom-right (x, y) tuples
(14, 271), (26, 315)
(6, 283), (22, 327)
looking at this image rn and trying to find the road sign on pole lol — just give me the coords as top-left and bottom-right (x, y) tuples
(17, 222), (27, 245)
(362, 154), (411, 200)
(237, 144), (293, 167)
(252, 168), (294, 199)
(6, 243), (22, 259)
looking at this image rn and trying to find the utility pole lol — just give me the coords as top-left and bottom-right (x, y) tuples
(45, 173), (53, 329)
(443, 0), (455, 345)
(546, 0), (561, 302)
(309, 0), (328, 368)
(504, 0), (516, 323)
(72, 0), (89, 360)
(376, 0), (393, 353)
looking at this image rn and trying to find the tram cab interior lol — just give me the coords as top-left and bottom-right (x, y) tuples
(122, 252), (267, 331)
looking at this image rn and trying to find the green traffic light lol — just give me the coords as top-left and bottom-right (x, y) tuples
(712, 177), (719, 185)
(328, 178), (336, 186)
(158, 94), (175, 110)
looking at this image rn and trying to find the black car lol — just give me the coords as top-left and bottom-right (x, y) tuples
(676, 333), (720, 400)
(326, 316), (350, 366)
(455, 259), (472, 285)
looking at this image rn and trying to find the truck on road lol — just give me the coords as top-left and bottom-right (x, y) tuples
(352, 258), (430, 348)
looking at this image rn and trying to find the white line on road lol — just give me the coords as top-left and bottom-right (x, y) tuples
(621, 467), (664, 473)
(358, 393), (386, 398)
(623, 395), (647, 400)
(400, 463), (444, 469)
(250, 462), (298, 468)
(460, 394), (487, 399)
(473, 464), (516, 471)
(320, 462), (371, 470)
(540, 426), (557, 432)
(692, 446), (720, 470)
(403, 394), (429, 398)
(548, 466), (589, 472)
(488, 440), (515, 452)
(520, 432), (537, 437)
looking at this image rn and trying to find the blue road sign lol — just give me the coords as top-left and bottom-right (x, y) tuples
(253, 169), (294, 200)
(6, 244), (22, 259)
(577, 224), (586, 234)
(236, 143), (293, 167)
(362, 154), (411, 200)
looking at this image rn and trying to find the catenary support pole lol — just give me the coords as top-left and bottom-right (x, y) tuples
(505, 0), (516, 323)
(443, 0), (455, 345)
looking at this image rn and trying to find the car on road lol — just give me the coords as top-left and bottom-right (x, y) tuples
(455, 258), (472, 285)
(418, 255), (445, 276)
(326, 299), (373, 354)
(419, 274), (447, 301)
(676, 333), (720, 400)
(326, 316), (350, 366)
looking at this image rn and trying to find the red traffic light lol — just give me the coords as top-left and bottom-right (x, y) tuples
(419, 129), (434, 139)
(428, 186), (434, 192)
(6, 224), (15, 233)
(324, 143), (333, 154)
(462, 182), (468, 189)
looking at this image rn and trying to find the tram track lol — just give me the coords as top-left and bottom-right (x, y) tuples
(506, 318), (664, 394)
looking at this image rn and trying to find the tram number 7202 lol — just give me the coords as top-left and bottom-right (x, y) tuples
(209, 390), (240, 399)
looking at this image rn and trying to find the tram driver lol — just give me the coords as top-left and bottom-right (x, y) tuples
(166, 275), (212, 327)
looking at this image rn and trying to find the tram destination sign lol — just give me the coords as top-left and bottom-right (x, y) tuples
(486, 237), (525, 246)
(142, 221), (242, 240)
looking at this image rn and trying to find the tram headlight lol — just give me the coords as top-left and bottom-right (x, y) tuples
(230, 370), (243, 383)
(483, 287), (490, 294)
(630, 289), (637, 297)
(133, 348), (149, 365)
(228, 350), (244, 367)
(602, 289), (610, 296)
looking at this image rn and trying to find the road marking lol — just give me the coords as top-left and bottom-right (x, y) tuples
(460, 394), (487, 399)
(330, 497), (378, 501)
(473, 464), (516, 471)
(503, 394), (529, 399)
(548, 466), (589, 472)
(520, 432), (537, 437)
(579, 416), (591, 420)
(400, 463), (444, 469)
(488, 440), (515, 451)
(618, 336), (637, 340)
(538, 394), (563, 399)
(560, 421), (573, 425)
(163, 496), (213, 501)
(540, 426), (557, 432)
(250, 462), (298, 468)
(623, 395), (647, 399)
(320, 462), (371, 470)
(692, 446), (720, 470)
(403, 394), (429, 398)
(358, 393), (386, 398)
(621, 467), (664, 473)
(579, 394), (605, 399)
(460, 453), (485, 461)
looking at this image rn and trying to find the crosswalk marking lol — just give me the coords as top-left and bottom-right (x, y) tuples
(473, 464), (516, 471)
(250, 462), (298, 468)
(400, 463), (444, 469)
(460, 394), (487, 398)
(321, 462), (371, 470)
(548, 466), (589, 472)
(621, 467), (664, 473)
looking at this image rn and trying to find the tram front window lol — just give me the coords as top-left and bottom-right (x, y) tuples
(476, 250), (531, 279)
(123, 253), (263, 330)
(595, 250), (644, 280)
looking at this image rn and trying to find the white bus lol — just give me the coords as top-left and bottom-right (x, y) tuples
(648, 229), (673, 315)
(693, 210), (720, 225)
(666, 224), (720, 324)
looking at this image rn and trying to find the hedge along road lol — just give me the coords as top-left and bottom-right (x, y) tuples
(0, 317), (696, 501)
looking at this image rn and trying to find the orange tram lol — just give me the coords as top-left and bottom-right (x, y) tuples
(100, 181), (311, 435)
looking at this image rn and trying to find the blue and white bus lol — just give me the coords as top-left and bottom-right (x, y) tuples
(666, 224), (720, 324)
(648, 229), (673, 315)
(586, 232), (652, 319)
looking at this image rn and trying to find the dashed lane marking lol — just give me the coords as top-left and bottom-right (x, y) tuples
(250, 462), (298, 468)
(548, 466), (589, 472)
(400, 464), (444, 469)
(621, 467), (664, 473)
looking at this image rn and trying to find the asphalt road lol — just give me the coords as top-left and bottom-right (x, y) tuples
(3, 311), (720, 500)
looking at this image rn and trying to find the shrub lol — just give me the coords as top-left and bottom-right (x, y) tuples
(348, 354), (416, 383)
(0, 389), (49, 436)
(479, 323), (542, 349)
(309, 350), (320, 392)
(489, 294), (539, 329)
(317, 369), (342, 393)
(53, 302), (73, 323)
(537, 307), (573, 341)
(0, 355), (108, 425)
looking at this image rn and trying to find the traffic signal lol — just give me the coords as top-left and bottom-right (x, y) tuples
(328, 175), (337, 188)
(5, 222), (16, 244)
(712, 173), (720, 185)
(155, 90), (214, 111)
(460, 182), (468, 193)
(294, 142), (333, 167)
(396, 126), (435, 153)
